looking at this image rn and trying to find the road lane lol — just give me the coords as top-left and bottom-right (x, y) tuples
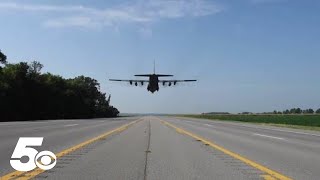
(1, 116), (319, 179)
(180, 117), (320, 139)
(165, 116), (320, 180)
(35, 118), (149, 180)
(176, 118), (320, 149)
(0, 117), (138, 176)
(147, 119), (264, 180)
(25, 117), (266, 180)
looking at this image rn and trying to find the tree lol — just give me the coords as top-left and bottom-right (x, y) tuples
(316, 109), (320, 114)
(296, 108), (302, 114)
(28, 61), (43, 74)
(303, 109), (314, 114)
(0, 62), (31, 120)
(289, 108), (302, 114)
(0, 50), (7, 65)
(0, 61), (119, 121)
(290, 108), (295, 114)
(283, 109), (290, 114)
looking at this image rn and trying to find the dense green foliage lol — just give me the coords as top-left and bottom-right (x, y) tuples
(183, 114), (320, 127)
(0, 50), (7, 65)
(0, 54), (119, 121)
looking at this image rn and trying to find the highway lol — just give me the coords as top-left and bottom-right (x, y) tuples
(1, 116), (320, 180)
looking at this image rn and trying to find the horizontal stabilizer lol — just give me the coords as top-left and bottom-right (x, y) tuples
(135, 74), (173, 77)
(110, 79), (148, 82)
(159, 80), (197, 83)
(155, 74), (174, 77)
(180, 80), (197, 82)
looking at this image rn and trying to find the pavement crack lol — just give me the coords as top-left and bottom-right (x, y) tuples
(144, 120), (151, 180)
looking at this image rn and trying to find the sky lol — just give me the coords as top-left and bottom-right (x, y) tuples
(1, 0), (320, 114)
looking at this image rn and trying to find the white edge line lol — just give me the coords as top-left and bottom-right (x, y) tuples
(253, 133), (285, 140)
(233, 123), (320, 137)
(64, 124), (79, 127)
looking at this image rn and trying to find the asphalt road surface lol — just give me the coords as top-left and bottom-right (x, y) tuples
(1, 116), (320, 180)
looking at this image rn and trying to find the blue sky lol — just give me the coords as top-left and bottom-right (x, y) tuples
(1, 0), (319, 113)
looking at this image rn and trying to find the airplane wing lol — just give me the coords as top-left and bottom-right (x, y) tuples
(158, 80), (197, 86)
(109, 79), (149, 86)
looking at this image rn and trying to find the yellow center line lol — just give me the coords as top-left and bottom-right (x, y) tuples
(1, 119), (141, 180)
(160, 119), (293, 180)
(261, 175), (278, 180)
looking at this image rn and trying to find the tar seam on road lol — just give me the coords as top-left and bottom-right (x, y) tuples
(0, 120), (140, 180)
(160, 119), (293, 180)
(144, 119), (151, 180)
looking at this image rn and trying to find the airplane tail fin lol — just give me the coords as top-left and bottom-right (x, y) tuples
(134, 61), (173, 77)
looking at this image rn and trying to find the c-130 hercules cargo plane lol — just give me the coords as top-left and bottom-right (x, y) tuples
(109, 62), (197, 93)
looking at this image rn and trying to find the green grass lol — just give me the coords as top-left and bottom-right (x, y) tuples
(181, 114), (320, 127)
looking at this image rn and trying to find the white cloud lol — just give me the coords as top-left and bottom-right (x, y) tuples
(0, 1), (223, 29)
(44, 16), (100, 28)
(0, 2), (94, 12)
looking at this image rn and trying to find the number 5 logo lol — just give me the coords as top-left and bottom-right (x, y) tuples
(10, 137), (57, 171)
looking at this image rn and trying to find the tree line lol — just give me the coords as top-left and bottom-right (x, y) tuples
(273, 108), (320, 115)
(0, 50), (119, 121)
(251, 108), (320, 115)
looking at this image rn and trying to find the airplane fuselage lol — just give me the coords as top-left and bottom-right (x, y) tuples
(147, 74), (159, 93)
(109, 64), (196, 94)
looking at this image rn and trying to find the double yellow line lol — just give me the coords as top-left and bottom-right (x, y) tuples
(161, 120), (293, 180)
(1, 120), (139, 180)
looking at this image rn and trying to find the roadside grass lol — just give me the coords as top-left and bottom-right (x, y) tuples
(179, 114), (320, 131)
